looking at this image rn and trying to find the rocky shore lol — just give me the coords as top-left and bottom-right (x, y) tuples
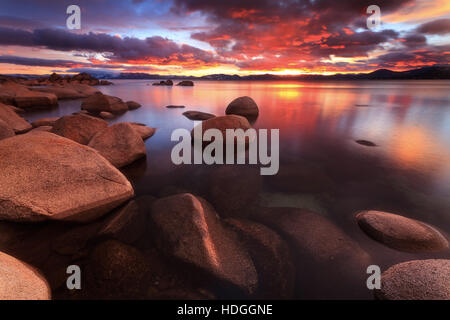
(0, 74), (448, 300)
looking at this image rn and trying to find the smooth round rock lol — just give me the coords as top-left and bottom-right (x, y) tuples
(376, 259), (450, 300)
(356, 210), (448, 252)
(225, 96), (259, 119)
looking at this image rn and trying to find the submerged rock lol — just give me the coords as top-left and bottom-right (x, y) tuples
(150, 193), (258, 296)
(225, 96), (259, 119)
(376, 259), (450, 300)
(0, 251), (51, 300)
(0, 103), (32, 133)
(356, 210), (448, 252)
(183, 110), (215, 121)
(126, 101), (141, 110)
(177, 80), (194, 86)
(88, 122), (147, 168)
(0, 118), (14, 140)
(81, 92), (128, 114)
(166, 105), (185, 108)
(225, 218), (295, 299)
(51, 114), (107, 145)
(355, 139), (377, 147)
(0, 132), (134, 222)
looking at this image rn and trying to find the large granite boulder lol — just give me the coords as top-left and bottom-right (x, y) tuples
(51, 114), (108, 145)
(88, 122), (147, 168)
(0, 81), (57, 109)
(128, 122), (156, 140)
(0, 251), (51, 300)
(31, 83), (100, 100)
(177, 81), (194, 86)
(376, 259), (450, 300)
(150, 193), (258, 296)
(81, 92), (128, 115)
(225, 96), (259, 119)
(31, 117), (59, 128)
(0, 132), (134, 222)
(356, 210), (448, 253)
(0, 118), (15, 140)
(0, 103), (32, 133)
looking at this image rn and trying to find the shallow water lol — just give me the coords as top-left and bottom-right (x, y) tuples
(23, 79), (450, 299)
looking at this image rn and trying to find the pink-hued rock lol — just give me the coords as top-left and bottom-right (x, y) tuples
(31, 117), (59, 128)
(356, 210), (448, 252)
(88, 122), (147, 168)
(0, 81), (58, 109)
(0, 102), (32, 133)
(0, 132), (134, 222)
(376, 259), (450, 300)
(0, 118), (15, 140)
(51, 114), (108, 145)
(225, 96), (259, 119)
(31, 83), (100, 100)
(150, 193), (258, 295)
(126, 101), (141, 110)
(128, 122), (156, 140)
(81, 92), (128, 114)
(0, 251), (51, 300)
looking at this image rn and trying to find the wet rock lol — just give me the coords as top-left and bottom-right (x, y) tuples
(166, 105), (185, 108)
(88, 240), (149, 299)
(88, 122), (147, 168)
(126, 101), (141, 110)
(225, 96), (259, 119)
(0, 103), (32, 133)
(355, 139), (377, 147)
(51, 114), (107, 145)
(183, 110), (215, 121)
(129, 122), (156, 140)
(208, 166), (261, 218)
(225, 218), (295, 299)
(356, 210), (448, 252)
(177, 80), (194, 86)
(0, 251), (51, 300)
(31, 117), (59, 128)
(98, 200), (147, 244)
(0, 132), (134, 222)
(99, 111), (114, 119)
(81, 92), (128, 115)
(0, 118), (14, 140)
(376, 259), (450, 300)
(150, 193), (258, 296)
(192, 115), (252, 147)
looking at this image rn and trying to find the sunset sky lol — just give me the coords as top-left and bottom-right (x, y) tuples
(0, 0), (449, 76)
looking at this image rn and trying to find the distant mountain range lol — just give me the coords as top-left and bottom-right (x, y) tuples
(4, 65), (450, 81)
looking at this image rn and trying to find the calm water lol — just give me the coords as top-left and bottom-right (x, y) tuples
(24, 80), (450, 299)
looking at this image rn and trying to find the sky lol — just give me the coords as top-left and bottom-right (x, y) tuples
(0, 0), (449, 76)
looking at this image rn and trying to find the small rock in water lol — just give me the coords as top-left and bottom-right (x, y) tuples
(177, 80), (194, 86)
(225, 96), (259, 120)
(183, 110), (215, 121)
(355, 139), (377, 147)
(376, 259), (450, 300)
(356, 210), (448, 252)
(126, 101), (141, 110)
(166, 105), (185, 109)
(128, 122), (156, 140)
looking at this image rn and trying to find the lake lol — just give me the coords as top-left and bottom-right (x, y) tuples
(24, 79), (450, 299)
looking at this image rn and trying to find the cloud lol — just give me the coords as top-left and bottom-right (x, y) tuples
(417, 18), (450, 35)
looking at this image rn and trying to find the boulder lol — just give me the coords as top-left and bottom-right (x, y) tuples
(88, 240), (149, 299)
(0, 251), (51, 300)
(0, 81), (58, 109)
(31, 85), (85, 100)
(81, 92), (128, 114)
(356, 210), (448, 252)
(129, 122), (156, 140)
(88, 122), (147, 168)
(0, 118), (14, 140)
(51, 114), (108, 145)
(225, 218), (295, 299)
(29, 125), (53, 133)
(225, 96), (259, 119)
(177, 80), (194, 86)
(376, 259), (450, 300)
(98, 200), (147, 244)
(0, 103), (32, 133)
(355, 139), (377, 147)
(150, 193), (258, 296)
(126, 101), (141, 110)
(31, 117), (59, 128)
(0, 132), (134, 222)
(153, 80), (173, 86)
(99, 111), (114, 120)
(183, 110), (215, 121)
